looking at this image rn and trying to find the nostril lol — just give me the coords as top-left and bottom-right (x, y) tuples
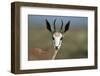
(55, 46), (58, 50)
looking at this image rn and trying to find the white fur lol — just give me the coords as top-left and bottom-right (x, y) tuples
(53, 32), (63, 50)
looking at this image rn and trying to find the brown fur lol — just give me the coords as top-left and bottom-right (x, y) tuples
(28, 46), (56, 60)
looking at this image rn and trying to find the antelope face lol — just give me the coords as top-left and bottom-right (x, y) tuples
(46, 19), (70, 50)
(52, 32), (63, 50)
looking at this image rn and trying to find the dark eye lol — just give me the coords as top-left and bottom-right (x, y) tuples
(60, 37), (63, 40)
(52, 37), (54, 40)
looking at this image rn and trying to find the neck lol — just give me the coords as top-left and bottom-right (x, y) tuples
(47, 43), (59, 60)
(52, 49), (59, 60)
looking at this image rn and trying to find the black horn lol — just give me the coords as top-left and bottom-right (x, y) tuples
(53, 19), (56, 32)
(60, 19), (63, 32)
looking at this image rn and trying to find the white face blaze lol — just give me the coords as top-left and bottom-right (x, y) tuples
(52, 32), (63, 50)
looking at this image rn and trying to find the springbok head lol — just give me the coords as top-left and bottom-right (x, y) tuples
(46, 19), (70, 50)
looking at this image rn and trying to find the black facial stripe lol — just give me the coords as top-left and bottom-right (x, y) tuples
(52, 36), (55, 40)
(60, 37), (63, 40)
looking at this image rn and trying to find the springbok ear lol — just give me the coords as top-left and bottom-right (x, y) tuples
(46, 19), (52, 32)
(64, 21), (70, 33)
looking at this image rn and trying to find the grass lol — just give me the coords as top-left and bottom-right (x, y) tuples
(28, 25), (88, 60)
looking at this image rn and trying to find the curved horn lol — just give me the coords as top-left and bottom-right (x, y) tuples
(60, 19), (63, 32)
(54, 19), (56, 32)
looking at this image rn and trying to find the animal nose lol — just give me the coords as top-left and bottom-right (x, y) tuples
(55, 46), (58, 50)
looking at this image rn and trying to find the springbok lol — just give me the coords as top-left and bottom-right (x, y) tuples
(46, 19), (70, 59)
(29, 19), (70, 60)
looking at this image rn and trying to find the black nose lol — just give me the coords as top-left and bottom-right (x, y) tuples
(55, 46), (58, 50)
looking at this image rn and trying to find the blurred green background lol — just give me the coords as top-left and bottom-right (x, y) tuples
(28, 15), (88, 60)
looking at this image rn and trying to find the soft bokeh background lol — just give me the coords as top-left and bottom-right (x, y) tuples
(28, 15), (88, 60)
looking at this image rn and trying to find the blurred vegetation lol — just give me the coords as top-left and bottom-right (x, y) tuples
(28, 25), (88, 60)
